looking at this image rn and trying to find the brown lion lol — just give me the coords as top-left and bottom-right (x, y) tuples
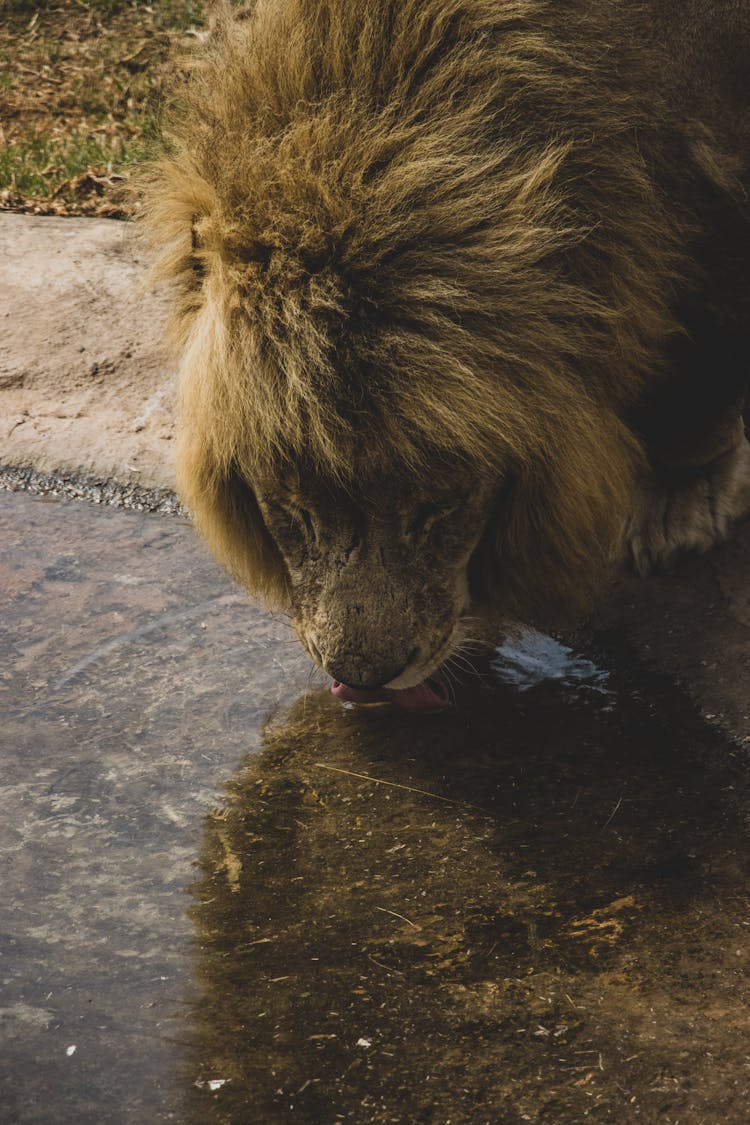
(145, 0), (750, 709)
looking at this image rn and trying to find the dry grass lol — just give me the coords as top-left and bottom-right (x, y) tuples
(0, 0), (207, 217)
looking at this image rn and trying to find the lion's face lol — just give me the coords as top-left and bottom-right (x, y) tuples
(253, 468), (494, 689)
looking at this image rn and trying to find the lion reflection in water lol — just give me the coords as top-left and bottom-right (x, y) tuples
(186, 685), (747, 1120)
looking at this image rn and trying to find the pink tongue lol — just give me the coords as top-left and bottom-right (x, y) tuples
(330, 675), (450, 712)
(391, 677), (450, 711)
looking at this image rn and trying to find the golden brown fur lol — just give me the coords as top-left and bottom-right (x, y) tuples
(144, 0), (750, 685)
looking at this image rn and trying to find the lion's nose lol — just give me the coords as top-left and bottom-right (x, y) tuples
(327, 660), (407, 690)
(326, 646), (421, 690)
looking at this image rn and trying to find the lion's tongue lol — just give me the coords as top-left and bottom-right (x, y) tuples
(331, 675), (449, 711)
(391, 677), (450, 711)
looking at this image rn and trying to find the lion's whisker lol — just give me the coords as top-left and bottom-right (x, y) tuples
(447, 652), (481, 680)
(442, 653), (475, 687)
(439, 661), (459, 704)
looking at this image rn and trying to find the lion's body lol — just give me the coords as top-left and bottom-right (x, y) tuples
(146, 0), (750, 687)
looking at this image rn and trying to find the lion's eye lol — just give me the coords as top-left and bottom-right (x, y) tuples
(409, 503), (439, 535)
(296, 507), (315, 540)
(408, 501), (461, 537)
(190, 221), (206, 282)
(262, 500), (317, 552)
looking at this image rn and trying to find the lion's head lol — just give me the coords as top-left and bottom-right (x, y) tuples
(250, 462), (495, 690)
(145, 1), (685, 697)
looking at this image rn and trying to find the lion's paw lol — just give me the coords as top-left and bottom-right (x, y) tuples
(626, 430), (750, 576)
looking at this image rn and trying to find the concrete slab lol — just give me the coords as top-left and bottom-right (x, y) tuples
(0, 214), (175, 490)
(4, 488), (750, 1123)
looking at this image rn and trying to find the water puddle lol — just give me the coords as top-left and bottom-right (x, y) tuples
(3, 489), (750, 1122)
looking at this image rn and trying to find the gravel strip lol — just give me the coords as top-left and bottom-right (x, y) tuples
(0, 464), (186, 515)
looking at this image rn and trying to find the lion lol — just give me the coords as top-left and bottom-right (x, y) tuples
(145, 0), (750, 709)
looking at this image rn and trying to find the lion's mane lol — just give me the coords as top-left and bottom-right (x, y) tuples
(144, 0), (742, 623)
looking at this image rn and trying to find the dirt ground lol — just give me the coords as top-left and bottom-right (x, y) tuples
(1, 0), (205, 217)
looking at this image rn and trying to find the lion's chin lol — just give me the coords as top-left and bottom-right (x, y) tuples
(330, 675), (450, 712)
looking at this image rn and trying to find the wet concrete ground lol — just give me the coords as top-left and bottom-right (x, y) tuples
(3, 488), (750, 1123)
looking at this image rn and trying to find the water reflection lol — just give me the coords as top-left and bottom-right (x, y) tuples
(185, 653), (750, 1122)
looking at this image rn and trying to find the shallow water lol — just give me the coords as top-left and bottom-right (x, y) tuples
(2, 489), (750, 1122)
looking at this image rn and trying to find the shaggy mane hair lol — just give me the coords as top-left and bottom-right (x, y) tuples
(143, 0), (740, 622)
